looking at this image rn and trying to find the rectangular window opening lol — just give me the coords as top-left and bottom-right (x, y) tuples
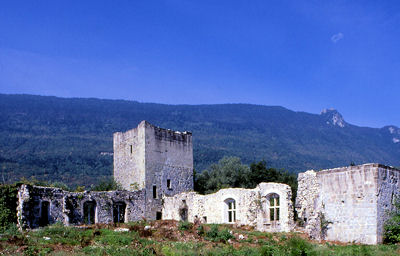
(270, 198), (274, 207)
(156, 211), (162, 220)
(39, 201), (50, 227)
(203, 216), (207, 223)
(153, 186), (157, 199)
(167, 179), (171, 189)
(270, 208), (275, 221)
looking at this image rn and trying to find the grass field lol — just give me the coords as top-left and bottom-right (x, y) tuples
(0, 220), (399, 256)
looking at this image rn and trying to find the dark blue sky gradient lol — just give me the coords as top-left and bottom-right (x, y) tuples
(1, 1), (400, 127)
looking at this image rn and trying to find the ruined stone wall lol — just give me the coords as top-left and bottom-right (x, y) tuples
(144, 122), (193, 219)
(17, 185), (146, 229)
(295, 170), (321, 239)
(377, 166), (400, 243)
(318, 165), (379, 244)
(256, 183), (294, 232)
(296, 164), (400, 244)
(162, 183), (293, 232)
(113, 122), (146, 191)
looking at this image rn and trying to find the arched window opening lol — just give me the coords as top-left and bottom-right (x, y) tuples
(268, 193), (280, 222)
(83, 201), (96, 225)
(113, 202), (126, 223)
(225, 198), (236, 223)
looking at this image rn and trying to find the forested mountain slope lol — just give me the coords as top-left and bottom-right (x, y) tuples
(1, 94), (399, 187)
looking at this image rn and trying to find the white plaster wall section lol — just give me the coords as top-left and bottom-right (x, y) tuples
(257, 183), (293, 232)
(161, 183), (293, 233)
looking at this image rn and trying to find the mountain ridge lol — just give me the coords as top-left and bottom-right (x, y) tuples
(0, 93), (399, 187)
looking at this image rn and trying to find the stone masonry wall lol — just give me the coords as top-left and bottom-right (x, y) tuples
(295, 170), (321, 239)
(377, 166), (400, 243)
(113, 122), (146, 191)
(113, 121), (193, 220)
(296, 164), (400, 244)
(143, 121), (193, 219)
(162, 182), (293, 233)
(17, 185), (146, 229)
(318, 165), (379, 244)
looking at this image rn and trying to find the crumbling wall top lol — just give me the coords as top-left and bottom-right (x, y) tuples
(312, 163), (400, 176)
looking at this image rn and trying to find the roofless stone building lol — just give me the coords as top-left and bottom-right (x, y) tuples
(16, 121), (400, 244)
(17, 121), (293, 233)
(296, 164), (400, 244)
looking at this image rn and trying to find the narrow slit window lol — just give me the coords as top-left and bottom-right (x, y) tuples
(153, 186), (157, 199)
(167, 179), (171, 189)
(130, 145), (133, 154)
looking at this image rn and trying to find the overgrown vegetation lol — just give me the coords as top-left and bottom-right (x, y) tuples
(195, 157), (298, 201)
(204, 224), (234, 243)
(0, 184), (18, 231)
(0, 221), (399, 255)
(90, 178), (123, 191)
(178, 221), (192, 231)
(384, 198), (400, 244)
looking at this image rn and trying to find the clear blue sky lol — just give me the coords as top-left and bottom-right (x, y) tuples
(1, 1), (399, 128)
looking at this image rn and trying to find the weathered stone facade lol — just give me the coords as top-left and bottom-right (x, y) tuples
(18, 121), (195, 227)
(296, 164), (400, 244)
(17, 184), (146, 229)
(162, 182), (294, 232)
(113, 121), (193, 219)
(16, 120), (400, 245)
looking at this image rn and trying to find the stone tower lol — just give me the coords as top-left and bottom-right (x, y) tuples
(113, 120), (194, 219)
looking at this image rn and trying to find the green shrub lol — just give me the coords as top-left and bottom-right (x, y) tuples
(205, 224), (234, 243)
(178, 221), (192, 231)
(32, 223), (93, 246)
(218, 228), (234, 243)
(384, 214), (400, 244)
(3, 223), (20, 237)
(95, 229), (134, 246)
(384, 199), (400, 244)
(91, 178), (122, 191)
(285, 236), (316, 256)
(0, 184), (18, 230)
(197, 224), (205, 236)
(259, 245), (285, 256)
(205, 224), (219, 240)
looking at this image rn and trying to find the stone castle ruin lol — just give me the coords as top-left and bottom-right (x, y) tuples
(113, 120), (194, 219)
(296, 164), (400, 244)
(16, 121), (400, 244)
